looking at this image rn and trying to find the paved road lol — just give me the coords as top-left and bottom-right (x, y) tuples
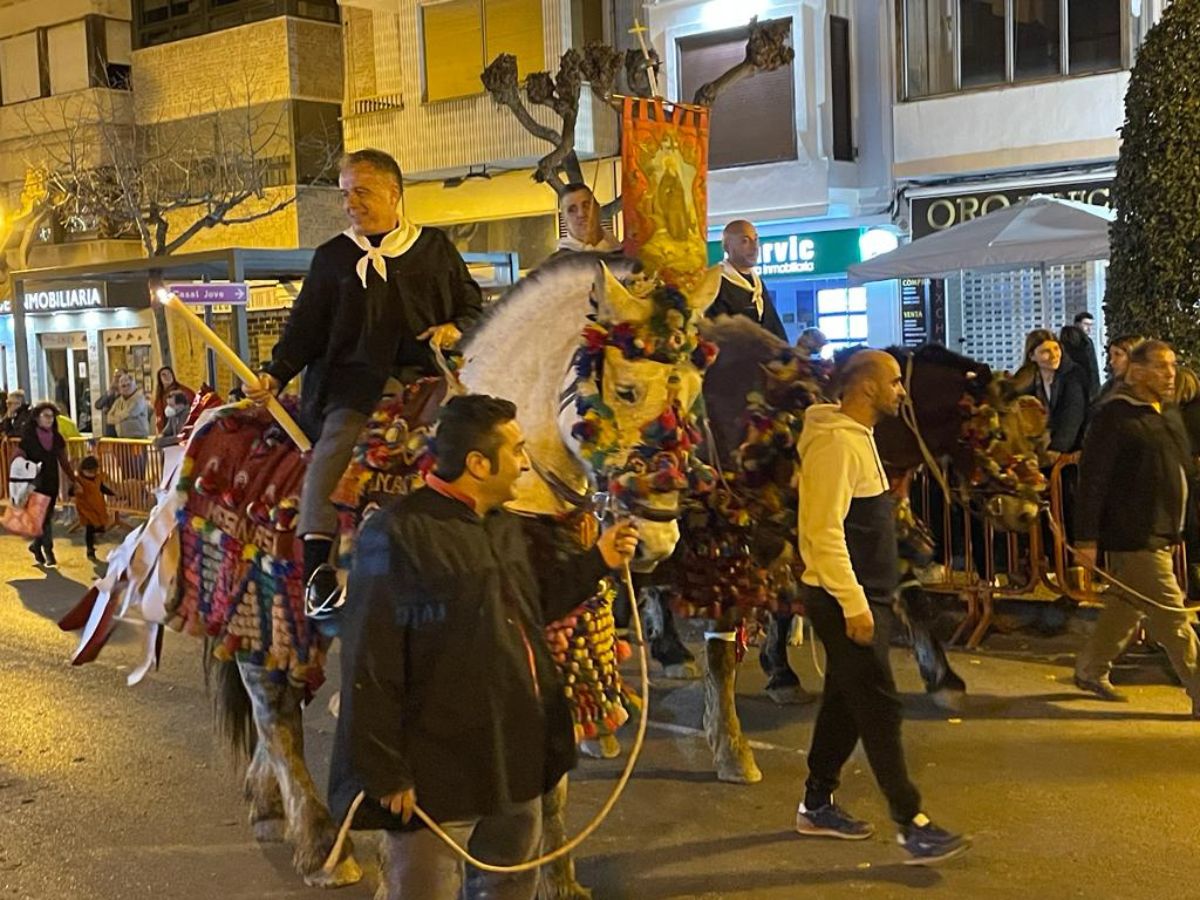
(2, 528), (1199, 899)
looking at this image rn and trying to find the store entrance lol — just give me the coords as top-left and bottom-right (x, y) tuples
(41, 332), (92, 432)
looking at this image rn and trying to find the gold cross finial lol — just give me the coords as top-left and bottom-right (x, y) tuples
(628, 17), (661, 99)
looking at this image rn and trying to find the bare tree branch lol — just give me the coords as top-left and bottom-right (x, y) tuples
(16, 67), (339, 257)
(692, 17), (794, 107)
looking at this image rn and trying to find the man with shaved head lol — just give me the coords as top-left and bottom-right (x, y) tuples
(794, 349), (969, 865)
(707, 219), (788, 340)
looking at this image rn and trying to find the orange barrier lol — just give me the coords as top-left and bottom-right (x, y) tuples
(1046, 453), (1188, 602)
(0, 435), (163, 518)
(913, 456), (1191, 647)
(910, 467), (1048, 648)
(95, 439), (164, 515)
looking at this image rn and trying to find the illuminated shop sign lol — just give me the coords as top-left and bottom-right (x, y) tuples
(910, 179), (1112, 239)
(20, 282), (107, 312)
(706, 228), (867, 277)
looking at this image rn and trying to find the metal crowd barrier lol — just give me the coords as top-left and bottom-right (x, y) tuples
(911, 456), (1190, 648)
(0, 435), (163, 518)
(910, 467), (1048, 648)
(1047, 453), (1189, 604)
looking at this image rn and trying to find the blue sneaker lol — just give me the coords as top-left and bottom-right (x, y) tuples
(899, 815), (970, 865)
(795, 802), (875, 840)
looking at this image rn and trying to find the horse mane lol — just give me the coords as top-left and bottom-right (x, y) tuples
(698, 313), (792, 364)
(891, 343), (993, 383)
(461, 252), (640, 351)
(458, 253), (640, 515)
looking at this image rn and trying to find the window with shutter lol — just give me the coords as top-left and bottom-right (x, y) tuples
(677, 20), (797, 170)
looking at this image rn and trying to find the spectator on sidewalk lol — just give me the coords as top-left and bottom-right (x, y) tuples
(16, 403), (77, 569)
(1015, 329), (1089, 456)
(108, 373), (151, 439)
(1060, 323), (1100, 401)
(327, 394), (638, 900)
(154, 390), (191, 447)
(1074, 339), (1200, 715)
(75, 455), (116, 562)
(95, 370), (127, 438)
(152, 367), (195, 433)
(1, 389), (32, 438)
(1097, 334), (1143, 403)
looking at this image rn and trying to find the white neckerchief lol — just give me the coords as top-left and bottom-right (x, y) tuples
(721, 260), (764, 318)
(343, 219), (423, 288)
(557, 230), (620, 254)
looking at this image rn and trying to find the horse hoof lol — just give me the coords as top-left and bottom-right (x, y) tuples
(662, 660), (702, 680)
(303, 855), (363, 889)
(716, 745), (762, 784)
(579, 734), (621, 759)
(539, 876), (594, 900)
(717, 759), (763, 785)
(930, 687), (966, 713)
(252, 818), (286, 843)
(766, 684), (816, 706)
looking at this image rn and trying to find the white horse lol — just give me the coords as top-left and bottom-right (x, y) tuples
(61, 253), (721, 894)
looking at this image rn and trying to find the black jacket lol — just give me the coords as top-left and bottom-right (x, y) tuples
(1076, 389), (1196, 552)
(18, 425), (71, 497)
(266, 228), (483, 434)
(707, 273), (788, 341)
(1, 405), (31, 438)
(1030, 358), (1090, 453)
(328, 487), (611, 831)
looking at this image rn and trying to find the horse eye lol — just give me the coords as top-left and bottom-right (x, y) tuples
(615, 385), (638, 403)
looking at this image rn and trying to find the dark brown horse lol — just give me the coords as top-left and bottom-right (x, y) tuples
(639, 317), (1043, 782)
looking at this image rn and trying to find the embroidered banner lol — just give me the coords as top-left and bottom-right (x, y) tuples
(621, 97), (711, 289)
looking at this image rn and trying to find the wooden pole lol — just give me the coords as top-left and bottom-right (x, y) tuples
(157, 289), (312, 453)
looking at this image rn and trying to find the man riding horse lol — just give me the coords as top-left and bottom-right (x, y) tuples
(248, 148), (483, 618)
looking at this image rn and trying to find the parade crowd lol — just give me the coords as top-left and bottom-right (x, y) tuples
(12, 146), (1200, 898)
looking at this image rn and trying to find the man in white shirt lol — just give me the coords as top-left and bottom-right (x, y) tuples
(794, 349), (968, 866)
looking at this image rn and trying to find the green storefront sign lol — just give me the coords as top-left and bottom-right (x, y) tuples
(706, 227), (864, 277)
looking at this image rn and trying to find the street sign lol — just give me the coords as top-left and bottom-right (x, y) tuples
(167, 283), (249, 304)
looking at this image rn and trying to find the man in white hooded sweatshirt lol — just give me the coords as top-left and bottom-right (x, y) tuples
(794, 349), (969, 866)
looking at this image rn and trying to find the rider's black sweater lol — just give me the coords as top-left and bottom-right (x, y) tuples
(266, 228), (482, 435)
(327, 483), (610, 830)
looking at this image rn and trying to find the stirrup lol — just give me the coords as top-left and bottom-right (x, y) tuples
(305, 564), (346, 621)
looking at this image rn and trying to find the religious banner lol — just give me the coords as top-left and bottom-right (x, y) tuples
(621, 97), (711, 289)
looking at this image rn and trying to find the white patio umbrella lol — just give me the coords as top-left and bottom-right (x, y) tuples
(847, 194), (1115, 286)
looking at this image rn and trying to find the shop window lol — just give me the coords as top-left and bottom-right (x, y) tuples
(677, 20), (797, 170)
(817, 286), (868, 354)
(421, 0), (545, 103)
(900, 0), (1125, 99)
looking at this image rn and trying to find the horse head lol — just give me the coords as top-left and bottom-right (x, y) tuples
(877, 345), (1047, 532)
(563, 262), (722, 570)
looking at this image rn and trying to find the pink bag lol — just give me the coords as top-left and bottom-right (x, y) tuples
(2, 491), (51, 538)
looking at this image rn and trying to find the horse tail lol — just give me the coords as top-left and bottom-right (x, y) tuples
(204, 639), (256, 761)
